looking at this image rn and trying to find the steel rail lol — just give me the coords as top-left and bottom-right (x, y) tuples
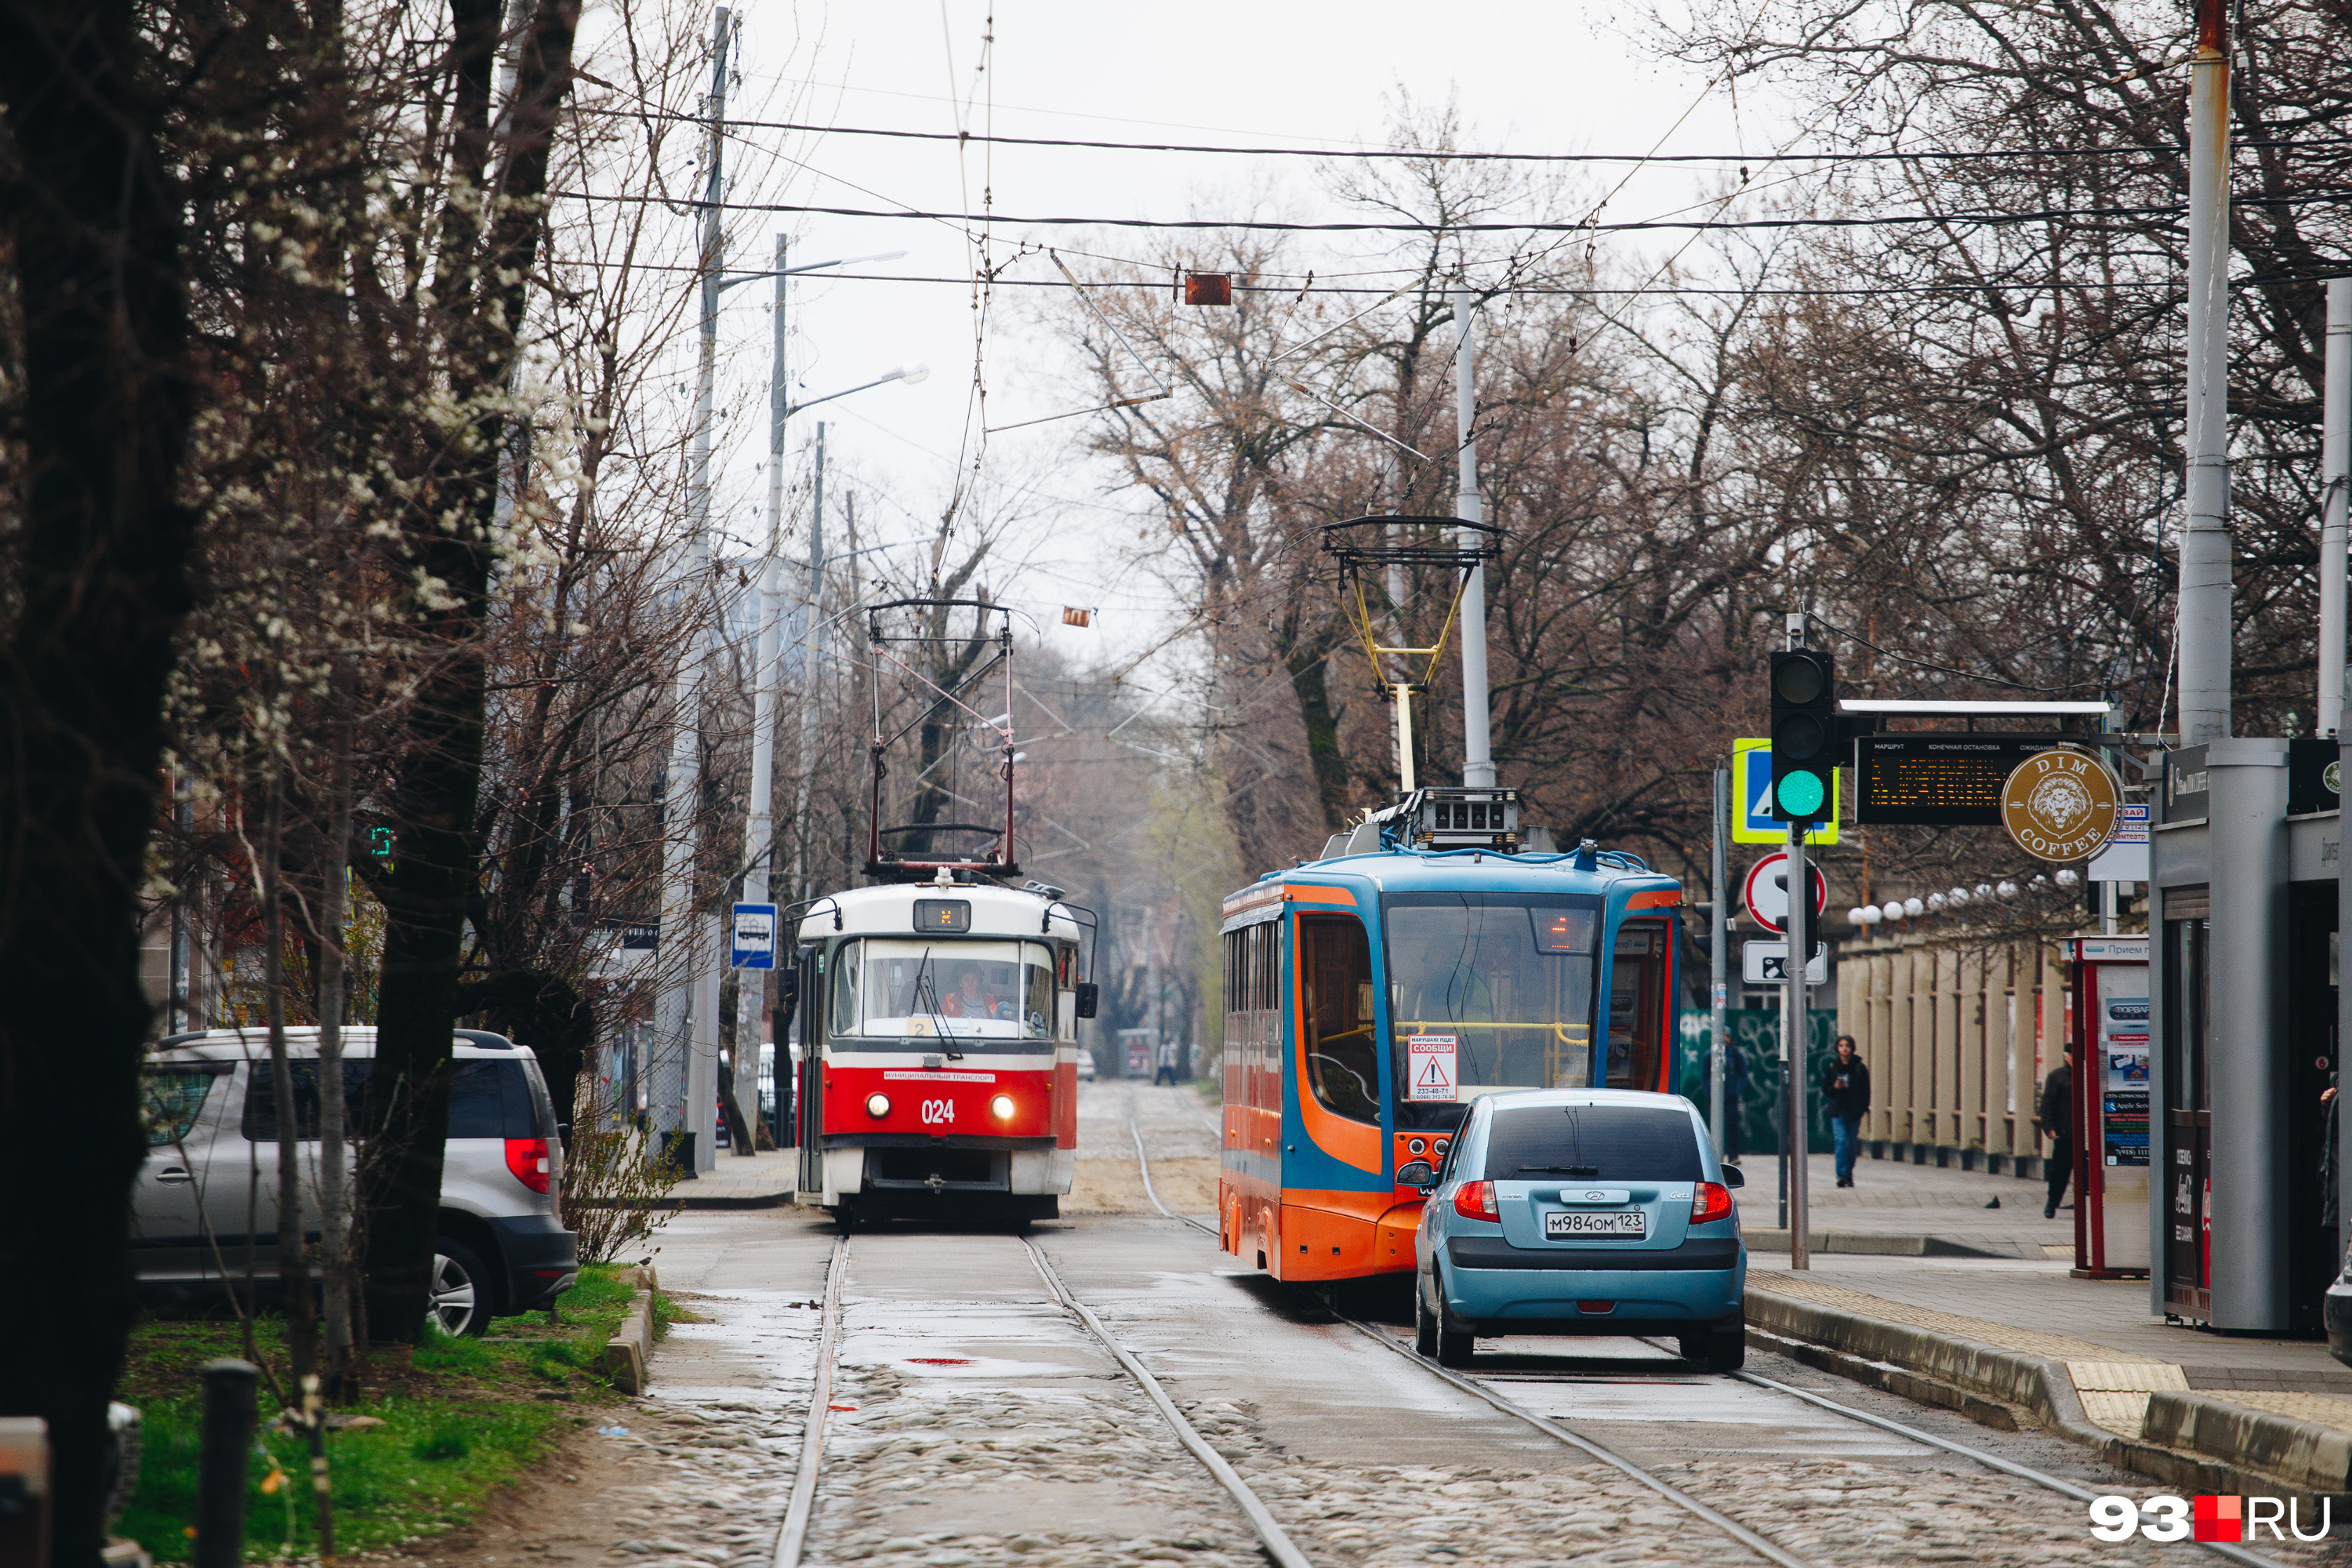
(770, 1234), (848, 1568)
(1022, 1239), (1315, 1568)
(1127, 1098), (1812, 1566)
(1725, 1366), (2292, 1568)
(1340, 1316), (1818, 1568)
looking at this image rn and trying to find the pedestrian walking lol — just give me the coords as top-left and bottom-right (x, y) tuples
(1821, 1034), (1870, 1188)
(2038, 1053), (2075, 1219)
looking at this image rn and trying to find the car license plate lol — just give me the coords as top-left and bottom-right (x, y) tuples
(1545, 1209), (1646, 1239)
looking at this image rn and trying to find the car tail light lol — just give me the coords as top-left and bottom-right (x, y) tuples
(1690, 1181), (1733, 1225)
(505, 1137), (552, 1195)
(1453, 1180), (1498, 1221)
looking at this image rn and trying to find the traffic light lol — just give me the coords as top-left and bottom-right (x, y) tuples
(1769, 649), (1837, 822)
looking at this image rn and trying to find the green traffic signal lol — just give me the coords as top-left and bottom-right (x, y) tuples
(1776, 771), (1826, 817)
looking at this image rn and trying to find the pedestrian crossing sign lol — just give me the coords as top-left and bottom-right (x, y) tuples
(1732, 737), (1840, 846)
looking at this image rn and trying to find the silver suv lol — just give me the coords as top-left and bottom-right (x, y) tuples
(136, 1028), (578, 1335)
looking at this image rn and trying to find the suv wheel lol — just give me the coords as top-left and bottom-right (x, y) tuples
(1414, 1272), (1440, 1358)
(429, 1239), (493, 1338)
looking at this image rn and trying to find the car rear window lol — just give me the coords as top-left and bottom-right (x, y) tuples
(1483, 1105), (1702, 1181)
(243, 1060), (540, 1141)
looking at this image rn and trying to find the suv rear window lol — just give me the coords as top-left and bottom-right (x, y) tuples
(1483, 1105), (1702, 1181)
(244, 1060), (542, 1141)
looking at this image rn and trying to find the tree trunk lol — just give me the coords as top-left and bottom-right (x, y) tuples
(263, 769), (321, 1385)
(358, 0), (580, 1339)
(0, 2), (198, 1560)
(315, 700), (357, 1395)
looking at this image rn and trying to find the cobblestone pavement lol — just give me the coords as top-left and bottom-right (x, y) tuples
(413, 1097), (2352, 1568)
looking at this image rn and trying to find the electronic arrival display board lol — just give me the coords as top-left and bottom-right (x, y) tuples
(1853, 735), (2060, 826)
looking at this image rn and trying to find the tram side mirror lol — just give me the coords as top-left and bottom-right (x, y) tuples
(1396, 1160), (1438, 1189)
(1720, 1165), (1746, 1189)
(1075, 982), (1099, 1019)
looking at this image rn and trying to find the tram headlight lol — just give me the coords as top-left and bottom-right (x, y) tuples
(865, 1093), (891, 1119)
(989, 1094), (1016, 1120)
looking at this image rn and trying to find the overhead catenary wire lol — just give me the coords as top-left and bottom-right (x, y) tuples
(550, 189), (2209, 233)
(583, 107), (2352, 164)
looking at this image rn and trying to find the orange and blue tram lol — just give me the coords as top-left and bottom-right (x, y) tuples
(1217, 790), (1685, 1281)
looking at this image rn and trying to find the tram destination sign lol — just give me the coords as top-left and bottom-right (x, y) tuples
(1853, 735), (2060, 826)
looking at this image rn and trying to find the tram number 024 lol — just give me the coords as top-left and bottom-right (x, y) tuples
(920, 1099), (956, 1125)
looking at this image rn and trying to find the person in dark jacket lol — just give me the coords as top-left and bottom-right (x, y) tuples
(1822, 1035), (1871, 1187)
(1722, 1035), (1749, 1163)
(2037, 1054), (2074, 1219)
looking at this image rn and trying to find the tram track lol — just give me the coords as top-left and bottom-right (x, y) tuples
(1122, 1091), (2296, 1568)
(768, 1213), (1312, 1568)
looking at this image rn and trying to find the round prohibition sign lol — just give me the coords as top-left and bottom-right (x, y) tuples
(1743, 851), (1828, 935)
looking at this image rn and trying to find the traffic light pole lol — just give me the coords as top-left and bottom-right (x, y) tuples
(1786, 818), (1810, 1270)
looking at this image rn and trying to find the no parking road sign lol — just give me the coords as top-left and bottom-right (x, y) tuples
(1407, 1033), (1458, 1102)
(1742, 851), (1828, 936)
(730, 902), (778, 970)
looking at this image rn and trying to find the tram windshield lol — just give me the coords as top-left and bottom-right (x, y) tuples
(829, 939), (1056, 1044)
(1383, 893), (1600, 1123)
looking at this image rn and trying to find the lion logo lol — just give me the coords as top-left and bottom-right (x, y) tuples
(2026, 771), (2093, 837)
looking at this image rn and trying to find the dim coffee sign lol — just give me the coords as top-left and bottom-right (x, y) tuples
(2000, 748), (2122, 862)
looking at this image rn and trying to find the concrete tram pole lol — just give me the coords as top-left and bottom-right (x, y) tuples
(790, 422), (827, 906)
(652, 5), (732, 1175)
(1450, 285), (1495, 788)
(2321, 278), (2350, 735)
(1785, 612), (1812, 1270)
(1710, 766), (1730, 1159)
(2176, 0), (2234, 748)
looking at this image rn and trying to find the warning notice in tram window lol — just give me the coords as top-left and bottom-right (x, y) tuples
(1854, 736), (2058, 826)
(1407, 1034), (1459, 1102)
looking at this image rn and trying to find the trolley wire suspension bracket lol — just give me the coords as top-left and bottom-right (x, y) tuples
(1319, 516), (1504, 793)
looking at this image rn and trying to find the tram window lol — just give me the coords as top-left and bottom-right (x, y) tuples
(1383, 895), (1601, 1112)
(1298, 915), (1380, 1125)
(1606, 922), (1668, 1090)
(828, 938), (1057, 1044)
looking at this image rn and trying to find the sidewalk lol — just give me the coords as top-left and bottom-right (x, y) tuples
(661, 1148), (796, 1207)
(1737, 1156), (2352, 1493)
(1733, 1146), (2070, 1258)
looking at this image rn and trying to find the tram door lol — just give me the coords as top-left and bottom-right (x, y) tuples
(1606, 920), (1671, 1091)
(797, 949), (827, 1195)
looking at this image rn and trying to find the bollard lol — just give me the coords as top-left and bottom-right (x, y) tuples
(194, 1359), (259, 1568)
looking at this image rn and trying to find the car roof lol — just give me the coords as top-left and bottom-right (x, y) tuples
(149, 1027), (529, 1064)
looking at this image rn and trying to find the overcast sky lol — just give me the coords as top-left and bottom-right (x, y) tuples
(647, 0), (1793, 677)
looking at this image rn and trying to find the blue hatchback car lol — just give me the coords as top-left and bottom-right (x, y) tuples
(1407, 1088), (1747, 1371)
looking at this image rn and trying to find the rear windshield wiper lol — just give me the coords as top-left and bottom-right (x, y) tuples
(1518, 1163), (1601, 1176)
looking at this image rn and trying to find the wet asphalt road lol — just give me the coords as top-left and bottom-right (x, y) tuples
(628, 1083), (2347, 1567)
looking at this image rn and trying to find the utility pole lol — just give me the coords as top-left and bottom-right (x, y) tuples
(2322, 278), (2350, 735)
(790, 421), (827, 905)
(724, 232), (790, 1156)
(1711, 765), (1730, 1158)
(1451, 285), (1495, 788)
(2176, 0), (2234, 745)
(1785, 610), (1812, 1270)
(652, 5), (731, 1176)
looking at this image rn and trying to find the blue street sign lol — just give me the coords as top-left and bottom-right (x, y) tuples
(1732, 738), (1840, 846)
(730, 903), (778, 970)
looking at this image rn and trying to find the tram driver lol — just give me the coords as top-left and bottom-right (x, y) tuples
(942, 964), (1002, 1021)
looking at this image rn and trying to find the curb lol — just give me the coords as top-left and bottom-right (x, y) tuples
(1741, 1229), (2038, 1259)
(1745, 1287), (2340, 1495)
(601, 1264), (659, 1396)
(673, 1190), (792, 1210)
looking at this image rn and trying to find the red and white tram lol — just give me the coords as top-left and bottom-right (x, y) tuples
(780, 597), (1095, 1225)
(784, 875), (1089, 1224)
